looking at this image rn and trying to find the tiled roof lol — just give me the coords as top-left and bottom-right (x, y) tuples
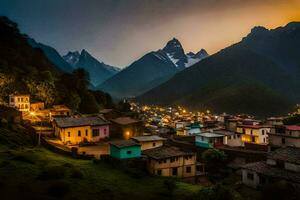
(54, 116), (109, 128)
(285, 125), (300, 131)
(109, 140), (140, 148)
(268, 147), (300, 165)
(237, 125), (271, 129)
(131, 135), (166, 142)
(213, 129), (235, 136)
(143, 146), (194, 159)
(196, 132), (224, 138)
(242, 161), (300, 183)
(111, 117), (141, 125)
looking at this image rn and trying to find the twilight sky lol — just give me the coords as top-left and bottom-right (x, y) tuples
(1, 0), (300, 68)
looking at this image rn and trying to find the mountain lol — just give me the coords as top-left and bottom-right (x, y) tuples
(97, 38), (208, 98)
(27, 38), (73, 72)
(63, 50), (120, 86)
(138, 22), (300, 117)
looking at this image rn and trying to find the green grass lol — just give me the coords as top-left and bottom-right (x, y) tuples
(0, 145), (202, 200)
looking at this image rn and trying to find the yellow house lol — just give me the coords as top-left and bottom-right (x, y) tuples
(236, 125), (270, 144)
(53, 116), (110, 144)
(143, 146), (196, 178)
(131, 135), (166, 151)
(9, 94), (30, 112)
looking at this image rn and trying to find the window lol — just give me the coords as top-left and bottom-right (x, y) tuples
(152, 142), (156, 147)
(247, 172), (254, 180)
(92, 129), (99, 137)
(104, 128), (107, 135)
(163, 159), (167, 163)
(157, 169), (162, 175)
(25, 104), (28, 109)
(170, 158), (175, 163)
(127, 150), (132, 155)
(10, 97), (14, 103)
(262, 130), (265, 135)
(281, 137), (286, 144)
(172, 167), (178, 176)
(78, 130), (81, 137)
(250, 130), (253, 135)
(289, 131), (292, 136)
(186, 166), (191, 173)
(17, 98), (20, 102)
(85, 129), (88, 136)
(21, 97), (23, 102)
(68, 132), (70, 137)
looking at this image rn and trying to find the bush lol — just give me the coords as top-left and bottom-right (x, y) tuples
(47, 181), (70, 198)
(38, 165), (67, 180)
(71, 168), (84, 179)
(12, 151), (36, 164)
(163, 179), (177, 195)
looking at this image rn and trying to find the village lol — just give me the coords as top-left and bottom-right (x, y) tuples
(1, 93), (300, 192)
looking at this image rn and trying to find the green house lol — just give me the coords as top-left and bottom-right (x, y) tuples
(195, 132), (224, 148)
(109, 140), (141, 159)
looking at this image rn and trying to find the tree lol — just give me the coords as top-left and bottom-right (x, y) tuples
(202, 149), (227, 183)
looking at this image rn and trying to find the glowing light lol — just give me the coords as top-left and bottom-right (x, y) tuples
(30, 112), (35, 116)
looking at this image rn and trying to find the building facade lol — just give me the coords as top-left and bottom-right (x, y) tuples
(53, 116), (110, 144)
(9, 94), (30, 112)
(143, 146), (196, 178)
(269, 125), (300, 148)
(237, 125), (270, 145)
(109, 140), (141, 159)
(195, 132), (224, 148)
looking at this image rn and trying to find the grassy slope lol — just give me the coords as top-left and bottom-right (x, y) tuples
(0, 127), (201, 200)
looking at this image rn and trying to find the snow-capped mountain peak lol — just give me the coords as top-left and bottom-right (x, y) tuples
(63, 51), (80, 67)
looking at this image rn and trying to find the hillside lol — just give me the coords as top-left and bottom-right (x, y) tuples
(0, 124), (203, 200)
(138, 24), (300, 117)
(27, 38), (73, 73)
(0, 16), (113, 113)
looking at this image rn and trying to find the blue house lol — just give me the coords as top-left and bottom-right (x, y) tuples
(109, 140), (141, 159)
(195, 132), (224, 148)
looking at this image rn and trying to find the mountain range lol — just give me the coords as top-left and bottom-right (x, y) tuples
(27, 38), (120, 86)
(63, 50), (120, 86)
(97, 38), (208, 98)
(138, 22), (300, 117)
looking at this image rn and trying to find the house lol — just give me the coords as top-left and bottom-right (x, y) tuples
(143, 146), (196, 178)
(49, 105), (71, 121)
(110, 117), (143, 139)
(242, 147), (300, 188)
(184, 123), (202, 136)
(269, 125), (300, 148)
(30, 102), (45, 111)
(195, 132), (224, 148)
(131, 135), (166, 150)
(214, 129), (243, 147)
(99, 109), (120, 120)
(53, 116), (110, 144)
(266, 117), (283, 126)
(9, 94), (30, 112)
(237, 125), (270, 145)
(109, 140), (141, 159)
